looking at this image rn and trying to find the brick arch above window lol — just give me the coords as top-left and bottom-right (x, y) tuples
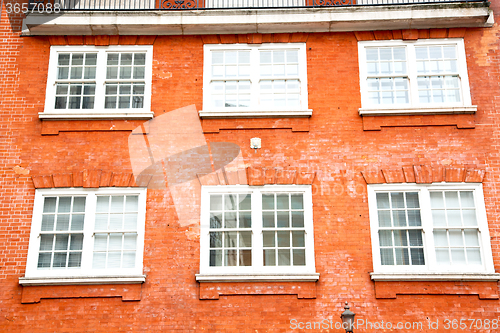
(361, 165), (485, 185)
(31, 170), (137, 189)
(200, 33), (309, 45)
(197, 167), (316, 186)
(353, 28), (466, 42)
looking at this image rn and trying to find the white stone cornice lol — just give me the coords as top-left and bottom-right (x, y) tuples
(22, 2), (493, 36)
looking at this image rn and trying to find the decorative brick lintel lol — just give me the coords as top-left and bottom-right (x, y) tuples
(200, 33), (309, 45)
(49, 35), (157, 46)
(362, 165), (485, 184)
(197, 167), (316, 186)
(32, 170), (137, 189)
(354, 28), (466, 42)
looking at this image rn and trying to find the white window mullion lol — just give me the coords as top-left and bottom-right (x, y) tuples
(94, 51), (106, 113)
(406, 43), (418, 107)
(253, 189), (264, 269)
(419, 188), (437, 271)
(80, 193), (95, 271)
(303, 187), (315, 270)
(251, 48), (260, 110)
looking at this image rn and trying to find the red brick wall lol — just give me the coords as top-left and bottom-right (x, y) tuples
(1, 7), (500, 332)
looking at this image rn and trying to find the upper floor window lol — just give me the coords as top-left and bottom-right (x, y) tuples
(200, 44), (311, 118)
(368, 183), (495, 276)
(22, 188), (147, 284)
(198, 185), (317, 278)
(358, 39), (476, 116)
(41, 46), (153, 120)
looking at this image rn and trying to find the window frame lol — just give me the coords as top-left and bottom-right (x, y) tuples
(358, 39), (477, 116)
(23, 187), (147, 283)
(368, 183), (495, 276)
(198, 185), (317, 278)
(41, 45), (154, 120)
(200, 43), (311, 118)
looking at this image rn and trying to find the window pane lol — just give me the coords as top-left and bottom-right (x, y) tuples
(224, 194), (237, 210)
(379, 230), (392, 246)
(436, 248), (450, 264)
(462, 210), (477, 226)
(380, 248), (394, 265)
(263, 249), (276, 266)
(292, 231), (305, 247)
(56, 215), (70, 231)
(277, 194), (289, 209)
(41, 215), (55, 231)
(277, 211), (289, 228)
(278, 249), (290, 266)
(224, 212), (237, 228)
(239, 250), (251, 266)
(460, 191), (474, 208)
(434, 230), (448, 246)
(405, 192), (419, 208)
(408, 230), (423, 246)
(68, 253), (82, 267)
(293, 249), (306, 266)
(263, 211), (275, 228)
(239, 194), (251, 210)
(392, 211), (407, 227)
(445, 192), (460, 208)
(449, 230), (463, 247)
(376, 193), (390, 209)
(210, 250), (222, 266)
(410, 248), (425, 265)
(40, 234), (54, 251)
(464, 230), (479, 246)
(393, 230), (408, 246)
(239, 232), (252, 247)
(37, 253), (52, 268)
(291, 194), (303, 209)
(277, 231), (290, 247)
(224, 250), (237, 266)
(391, 193), (405, 208)
(53, 253), (67, 268)
(378, 211), (391, 227)
(239, 212), (251, 228)
(224, 232), (237, 248)
(395, 248), (410, 265)
(263, 231), (275, 247)
(432, 210), (446, 226)
(430, 192), (444, 208)
(407, 210), (421, 227)
(210, 213), (222, 229)
(210, 195), (222, 211)
(292, 211), (304, 228)
(451, 249), (466, 264)
(71, 214), (84, 231)
(210, 232), (222, 248)
(447, 210), (462, 226)
(467, 249), (482, 265)
(262, 194), (274, 209)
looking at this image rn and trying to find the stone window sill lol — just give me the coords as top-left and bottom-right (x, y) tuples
(198, 110), (313, 118)
(359, 105), (477, 116)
